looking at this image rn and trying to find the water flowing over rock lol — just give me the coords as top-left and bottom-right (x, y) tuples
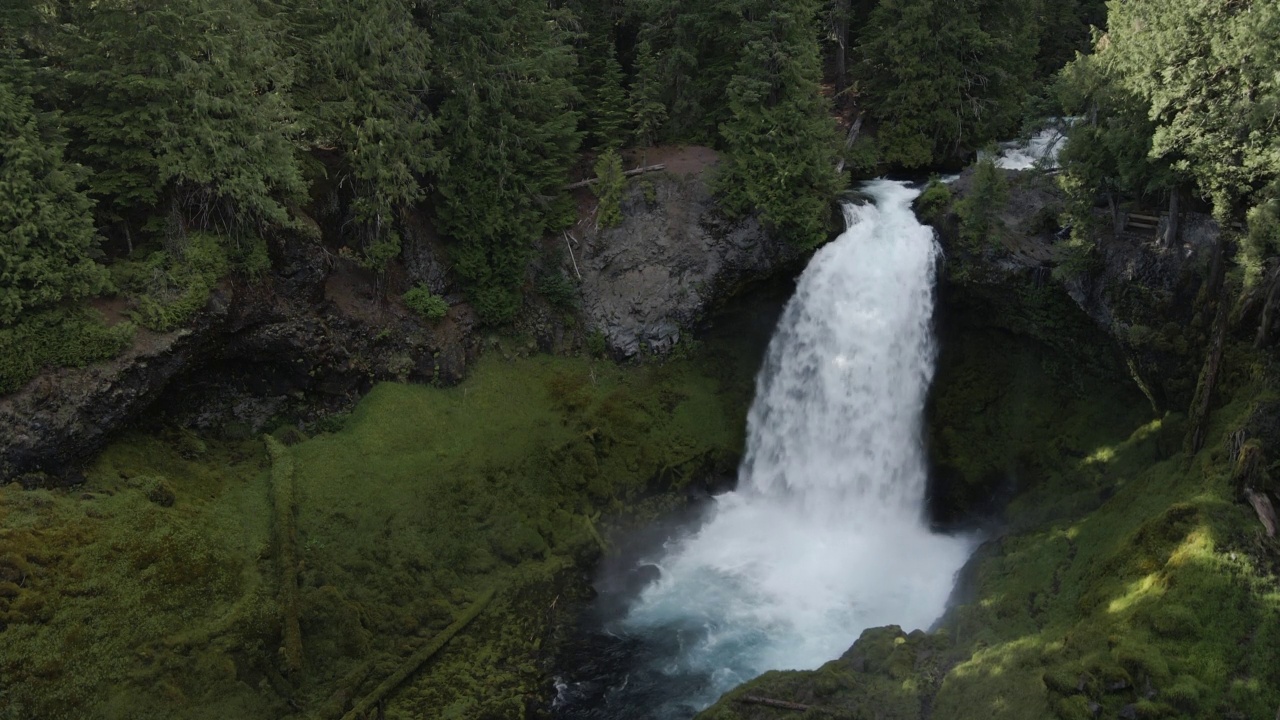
(571, 181), (975, 718)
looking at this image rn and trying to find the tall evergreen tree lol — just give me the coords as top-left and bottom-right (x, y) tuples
(857, 0), (1039, 168)
(426, 0), (582, 323)
(630, 39), (669, 157)
(628, 0), (743, 142)
(0, 79), (106, 324)
(288, 0), (437, 270)
(58, 0), (305, 237)
(1100, 0), (1279, 220)
(716, 0), (843, 248)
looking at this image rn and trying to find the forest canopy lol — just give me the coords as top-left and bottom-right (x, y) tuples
(9, 0), (1272, 378)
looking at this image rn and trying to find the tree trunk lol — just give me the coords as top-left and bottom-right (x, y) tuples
(832, 0), (851, 101)
(1163, 186), (1180, 248)
(833, 113), (863, 175)
(1187, 235), (1229, 453)
(1245, 489), (1278, 538)
(1255, 265), (1280, 348)
(563, 164), (665, 190)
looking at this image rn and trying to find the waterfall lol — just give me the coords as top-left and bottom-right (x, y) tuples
(558, 180), (976, 719)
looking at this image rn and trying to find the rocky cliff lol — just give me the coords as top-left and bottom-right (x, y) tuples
(575, 167), (801, 358)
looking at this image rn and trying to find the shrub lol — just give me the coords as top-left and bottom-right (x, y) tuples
(537, 273), (578, 308)
(0, 308), (135, 394)
(914, 178), (952, 225)
(592, 149), (625, 229)
(955, 154), (1009, 249)
(403, 284), (449, 320)
(127, 234), (230, 332)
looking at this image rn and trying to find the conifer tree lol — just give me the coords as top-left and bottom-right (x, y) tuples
(588, 46), (631, 150)
(0, 79), (106, 324)
(288, 0), (436, 271)
(715, 0), (843, 248)
(426, 0), (582, 323)
(630, 40), (669, 157)
(857, 0), (1039, 168)
(59, 0), (305, 237)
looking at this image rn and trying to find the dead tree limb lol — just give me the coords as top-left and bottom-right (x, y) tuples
(339, 587), (497, 720)
(563, 232), (581, 280)
(1245, 489), (1279, 538)
(563, 164), (666, 190)
(736, 695), (844, 715)
(265, 435), (304, 677)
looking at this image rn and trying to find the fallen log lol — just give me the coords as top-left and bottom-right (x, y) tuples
(339, 587), (496, 720)
(737, 691), (834, 707)
(1245, 488), (1279, 538)
(265, 435), (304, 677)
(563, 164), (666, 190)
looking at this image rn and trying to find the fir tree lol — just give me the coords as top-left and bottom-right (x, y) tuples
(715, 0), (843, 248)
(0, 79), (107, 324)
(59, 0), (305, 236)
(426, 0), (582, 324)
(287, 0), (437, 271)
(630, 40), (669, 157)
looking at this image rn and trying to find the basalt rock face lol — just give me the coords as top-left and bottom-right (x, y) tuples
(576, 173), (801, 358)
(0, 296), (234, 486)
(941, 167), (1218, 411)
(0, 233), (480, 485)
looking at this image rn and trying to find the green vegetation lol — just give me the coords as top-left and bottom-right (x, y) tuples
(0, 78), (107, 325)
(853, 0), (1080, 169)
(110, 233), (230, 333)
(402, 285), (449, 321)
(955, 156), (1009, 250)
(0, 308), (135, 394)
(714, 0), (844, 248)
(3, 0), (1098, 362)
(593, 149), (626, 229)
(0, 342), (758, 718)
(912, 177), (952, 227)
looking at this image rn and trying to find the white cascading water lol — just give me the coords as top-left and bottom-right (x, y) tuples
(616, 180), (976, 716)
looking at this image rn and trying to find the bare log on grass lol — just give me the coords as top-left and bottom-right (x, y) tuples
(338, 587), (497, 720)
(265, 435), (304, 676)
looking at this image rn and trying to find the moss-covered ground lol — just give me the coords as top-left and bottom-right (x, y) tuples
(697, 290), (1280, 720)
(0, 334), (762, 719)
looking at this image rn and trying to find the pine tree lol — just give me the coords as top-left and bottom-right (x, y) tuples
(857, 0), (1039, 168)
(0, 79), (107, 324)
(715, 0), (843, 248)
(59, 0), (305, 236)
(287, 0), (437, 271)
(588, 46), (631, 150)
(426, 0), (582, 324)
(630, 40), (669, 156)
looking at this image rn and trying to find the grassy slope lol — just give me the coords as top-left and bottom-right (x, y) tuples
(0, 340), (758, 719)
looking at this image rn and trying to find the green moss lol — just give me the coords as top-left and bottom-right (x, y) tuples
(0, 306), (135, 394)
(0, 338), (757, 718)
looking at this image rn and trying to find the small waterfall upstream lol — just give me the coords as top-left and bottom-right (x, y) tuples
(554, 180), (976, 719)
